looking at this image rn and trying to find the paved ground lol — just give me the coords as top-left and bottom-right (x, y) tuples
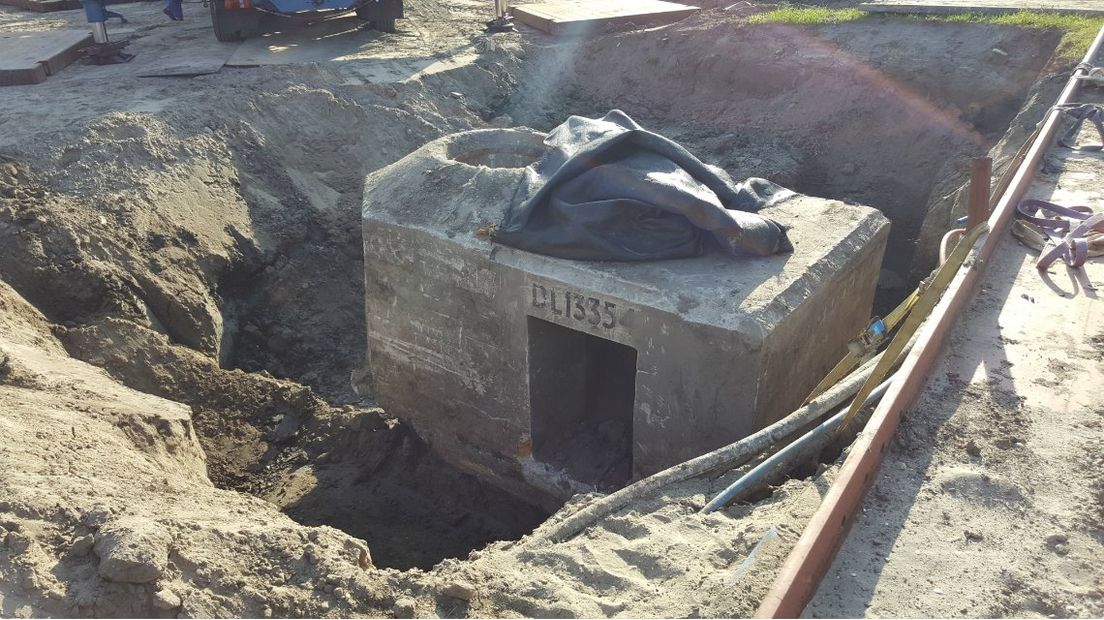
(860, 0), (1104, 16)
(808, 75), (1104, 617)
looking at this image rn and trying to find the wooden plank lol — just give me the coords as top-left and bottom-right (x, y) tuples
(0, 30), (92, 86)
(859, 0), (1104, 16)
(0, 63), (47, 86)
(513, 0), (699, 35)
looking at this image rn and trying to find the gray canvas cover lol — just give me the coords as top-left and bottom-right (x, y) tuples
(495, 110), (794, 261)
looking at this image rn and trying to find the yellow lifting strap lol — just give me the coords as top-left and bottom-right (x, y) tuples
(838, 222), (989, 431)
(801, 287), (920, 405)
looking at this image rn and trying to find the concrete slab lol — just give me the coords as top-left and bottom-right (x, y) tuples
(859, 0), (1104, 16)
(513, 0), (699, 35)
(361, 128), (889, 503)
(0, 29), (91, 86)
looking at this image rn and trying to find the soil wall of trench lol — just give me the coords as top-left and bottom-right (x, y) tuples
(0, 10), (1070, 617)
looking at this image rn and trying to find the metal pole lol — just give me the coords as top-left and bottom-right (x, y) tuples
(967, 157), (992, 232)
(485, 0), (513, 32)
(90, 21), (109, 44)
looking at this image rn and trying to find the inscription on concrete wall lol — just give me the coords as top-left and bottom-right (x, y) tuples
(529, 282), (632, 330)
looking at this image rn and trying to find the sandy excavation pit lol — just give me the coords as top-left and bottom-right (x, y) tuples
(0, 3), (1082, 616)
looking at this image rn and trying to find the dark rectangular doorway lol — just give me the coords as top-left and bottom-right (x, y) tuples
(527, 316), (637, 491)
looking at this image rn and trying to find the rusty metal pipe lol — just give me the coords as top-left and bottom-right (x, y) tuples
(754, 25), (1104, 619)
(967, 156), (992, 231)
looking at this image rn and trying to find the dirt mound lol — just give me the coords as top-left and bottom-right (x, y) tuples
(0, 279), (384, 618)
(59, 316), (547, 570)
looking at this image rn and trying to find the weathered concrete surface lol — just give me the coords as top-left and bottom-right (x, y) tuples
(362, 128), (889, 502)
(512, 0), (699, 36)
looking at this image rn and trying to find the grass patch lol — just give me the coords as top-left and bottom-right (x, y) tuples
(932, 12), (1102, 60)
(746, 7), (865, 26)
(746, 7), (1101, 61)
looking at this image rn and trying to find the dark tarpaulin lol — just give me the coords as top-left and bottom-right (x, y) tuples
(495, 110), (795, 261)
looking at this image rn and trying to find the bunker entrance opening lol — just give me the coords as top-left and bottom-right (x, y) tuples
(528, 317), (637, 491)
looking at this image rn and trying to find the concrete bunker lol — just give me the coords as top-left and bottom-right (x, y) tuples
(362, 127), (890, 502)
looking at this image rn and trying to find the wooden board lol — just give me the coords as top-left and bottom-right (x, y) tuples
(513, 0), (699, 35)
(0, 29), (92, 86)
(859, 0), (1104, 16)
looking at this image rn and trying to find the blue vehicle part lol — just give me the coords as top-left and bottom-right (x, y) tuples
(83, 0), (108, 23)
(263, 0), (361, 14)
(164, 0), (183, 21)
(212, 0), (399, 41)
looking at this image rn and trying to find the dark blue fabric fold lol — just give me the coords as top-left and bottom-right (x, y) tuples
(495, 110), (794, 261)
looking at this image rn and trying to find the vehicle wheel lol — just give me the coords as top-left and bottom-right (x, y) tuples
(356, 0), (401, 32)
(373, 15), (396, 33)
(211, 0), (260, 42)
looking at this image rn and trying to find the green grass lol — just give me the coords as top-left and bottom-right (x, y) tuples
(746, 7), (866, 26)
(745, 7), (1102, 61)
(933, 11), (1103, 60)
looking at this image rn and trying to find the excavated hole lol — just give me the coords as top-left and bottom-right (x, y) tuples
(134, 21), (1067, 566)
(0, 17), (1063, 573)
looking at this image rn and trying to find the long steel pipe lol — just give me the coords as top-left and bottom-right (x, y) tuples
(754, 25), (1104, 618)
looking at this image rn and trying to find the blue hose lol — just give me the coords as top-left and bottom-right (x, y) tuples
(701, 374), (897, 513)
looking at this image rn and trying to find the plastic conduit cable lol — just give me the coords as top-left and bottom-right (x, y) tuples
(702, 373), (898, 513)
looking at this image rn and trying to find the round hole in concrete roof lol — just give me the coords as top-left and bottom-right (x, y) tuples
(446, 129), (545, 169)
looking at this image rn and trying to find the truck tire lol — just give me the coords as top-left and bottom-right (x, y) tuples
(373, 15), (396, 33)
(356, 0), (401, 33)
(211, 0), (260, 42)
